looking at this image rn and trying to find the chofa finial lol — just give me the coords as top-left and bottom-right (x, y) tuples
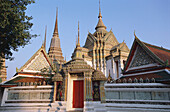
(134, 30), (136, 37)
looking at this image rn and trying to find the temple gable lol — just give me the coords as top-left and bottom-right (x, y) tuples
(24, 51), (51, 72)
(129, 45), (156, 68)
(84, 36), (94, 49)
(19, 47), (52, 73)
(104, 31), (119, 47)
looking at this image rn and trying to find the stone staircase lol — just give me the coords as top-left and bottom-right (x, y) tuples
(93, 102), (106, 112)
(84, 101), (106, 112)
(49, 101), (66, 112)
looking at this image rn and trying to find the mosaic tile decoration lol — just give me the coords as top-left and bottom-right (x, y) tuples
(26, 51), (50, 71)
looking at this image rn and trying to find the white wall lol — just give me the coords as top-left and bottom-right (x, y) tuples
(106, 59), (116, 79)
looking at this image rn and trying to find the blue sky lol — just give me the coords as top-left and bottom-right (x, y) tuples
(6, 0), (170, 79)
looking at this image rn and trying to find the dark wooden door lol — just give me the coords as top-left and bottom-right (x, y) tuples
(73, 80), (84, 108)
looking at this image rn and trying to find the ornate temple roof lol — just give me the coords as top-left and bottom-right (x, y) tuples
(125, 36), (170, 69)
(111, 41), (130, 52)
(122, 34), (170, 83)
(52, 72), (63, 81)
(144, 42), (170, 65)
(92, 70), (107, 81)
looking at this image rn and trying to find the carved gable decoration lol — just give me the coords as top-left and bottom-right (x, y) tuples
(129, 45), (156, 68)
(19, 47), (52, 73)
(119, 43), (130, 52)
(124, 37), (167, 73)
(104, 32), (119, 47)
(25, 52), (50, 71)
(84, 33), (95, 49)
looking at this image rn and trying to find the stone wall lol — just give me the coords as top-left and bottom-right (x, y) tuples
(104, 82), (170, 112)
(1, 85), (53, 106)
(105, 83), (170, 101)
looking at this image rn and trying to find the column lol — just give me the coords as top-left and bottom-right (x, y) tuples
(63, 71), (68, 101)
(100, 81), (106, 103)
(84, 71), (93, 101)
(53, 81), (57, 102)
(92, 49), (96, 69)
(100, 49), (103, 71)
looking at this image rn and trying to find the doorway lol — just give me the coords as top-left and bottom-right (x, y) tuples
(73, 80), (84, 108)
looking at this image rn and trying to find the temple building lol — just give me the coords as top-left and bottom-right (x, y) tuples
(0, 1), (170, 112)
(121, 35), (170, 83)
(81, 3), (129, 79)
(0, 4), (110, 111)
(105, 35), (170, 112)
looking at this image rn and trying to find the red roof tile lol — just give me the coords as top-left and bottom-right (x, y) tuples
(145, 43), (170, 65)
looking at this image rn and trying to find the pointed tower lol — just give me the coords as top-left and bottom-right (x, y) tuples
(95, 0), (107, 33)
(76, 21), (80, 48)
(48, 8), (64, 64)
(71, 21), (82, 59)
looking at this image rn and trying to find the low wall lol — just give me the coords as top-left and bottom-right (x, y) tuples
(105, 82), (170, 112)
(1, 85), (53, 107)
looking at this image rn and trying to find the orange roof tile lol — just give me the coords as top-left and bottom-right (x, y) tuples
(145, 43), (170, 65)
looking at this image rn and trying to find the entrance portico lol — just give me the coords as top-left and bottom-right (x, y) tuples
(66, 72), (85, 111)
(62, 58), (106, 111)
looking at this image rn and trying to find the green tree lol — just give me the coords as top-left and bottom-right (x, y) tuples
(0, 0), (37, 66)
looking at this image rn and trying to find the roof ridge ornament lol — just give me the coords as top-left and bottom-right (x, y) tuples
(134, 30), (136, 37)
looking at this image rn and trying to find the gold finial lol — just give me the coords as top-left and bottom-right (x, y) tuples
(78, 21), (79, 38)
(53, 7), (59, 36)
(43, 25), (47, 50)
(98, 0), (102, 18)
(56, 7), (58, 18)
(77, 21), (80, 47)
(134, 30), (136, 37)
(16, 67), (18, 72)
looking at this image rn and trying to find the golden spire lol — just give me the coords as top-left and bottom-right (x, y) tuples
(95, 0), (106, 30)
(98, 0), (102, 18)
(43, 25), (47, 50)
(77, 21), (80, 47)
(53, 8), (59, 37)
